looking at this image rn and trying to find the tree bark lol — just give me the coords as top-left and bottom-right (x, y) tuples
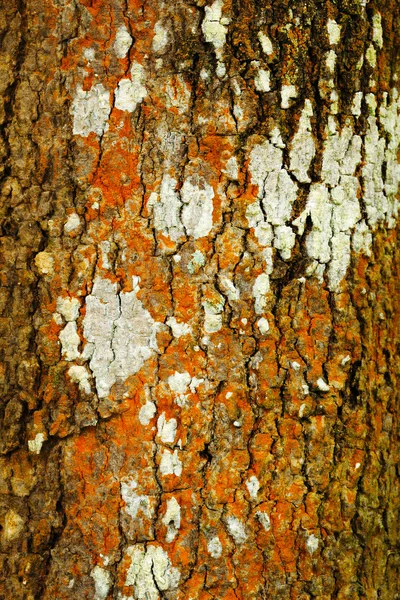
(1, 0), (400, 598)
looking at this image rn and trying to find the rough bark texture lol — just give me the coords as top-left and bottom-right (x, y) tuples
(1, 0), (400, 599)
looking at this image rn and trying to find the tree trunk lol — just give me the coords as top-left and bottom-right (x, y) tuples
(1, 0), (400, 598)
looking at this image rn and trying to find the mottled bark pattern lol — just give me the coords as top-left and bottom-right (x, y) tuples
(0, 0), (400, 599)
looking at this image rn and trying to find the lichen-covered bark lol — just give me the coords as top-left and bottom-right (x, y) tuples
(1, 0), (400, 598)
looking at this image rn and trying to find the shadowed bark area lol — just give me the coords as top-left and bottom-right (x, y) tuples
(0, 0), (400, 599)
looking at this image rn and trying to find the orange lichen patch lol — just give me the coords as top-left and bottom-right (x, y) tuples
(215, 590), (241, 600)
(205, 455), (249, 506)
(48, 393), (74, 437)
(82, 71), (96, 91)
(179, 573), (210, 600)
(120, 221), (155, 256)
(30, 409), (47, 438)
(154, 231), (180, 254)
(31, 517), (52, 552)
(63, 430), (122, 560)
(216, 225), (244, 271)
(109, 392), (156, 441)
(233, 546), (265, 598)
(198, 135), (237, 175)
(92, 154), (140, 209)
(36, 319), (62, 365)
(218, 386), (254, 430)
(199, 554), (238, 596)
(171, 275), (201, 320)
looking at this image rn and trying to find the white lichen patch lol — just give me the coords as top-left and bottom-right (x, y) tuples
(327, 19), (341, 45)
(219, 275), (240, 302)
(289, 99), (315, 183)
(157, 413), (177, 444)
(121, 478), (152, 520)
(281, 84), (297, 109)
(91, 566), (112, 600)
(168, 371), (191, 396)
(114, 25), (132, 59)
(330, 90), (338, 116)
(99, 241), (112, 270)
(181, 177), (214, 239)
(57, 296), (80, 322)
(260, 85), (399, 295)
(139, 401), (156, 426)
(226, 515), (247, 544)
(306, 533), (319, 555)
(188, 250), (206, 274)
(202, 0), (229, 77)
(233, 104), (243, 121)
(83, 276), (159, 399)
(124, 544), (180, 599)
(151, 175), (214, 241)
(256, 511), (271, 531)
(216, 61), (226, 78)
(245, 203), (263, 230)
(352, 220), (372, 255)
(189, 376), (204, 394)
(246, 475), (260, 500)
(366, 44), (377, 68)
(352, 92), (363, 116)
(64, 212), (80, 233)
(59, 322), (81, 361)
(35, 251), (54, 275)
(253, 274), (270, 315)
(325, 49), (337, 74)
(28, 432), (46, 454)
(166, 317), (192, 338)
(150, 174), (184, 241)
(248, 136), (298, 261)
(317, 378), (330, 392)
(160, 449), (182, 477)
(254, 68), (271, 92)
(71, 84), (110, 137)
(223, 156), (239, 180)
(294, 118), (365, 290)
(3, 510), (24, 541)
(246, 205), (273, 247)
(202, 0), (228, 52)
(270, 127), (285, 148)
(162, 497), (181, 542)
(203, 292), (225, 333)
(152, 21), (169, 53)
(68, 365), (91, 394)
(258, 31), (273, 55)
(115, 63), (147, 113)
(374, 90), (400, 227)
(84, 48), (95, 62)
(372, 13), (383, 48)
(257, 317), (270, 335)
(207, 536), (223, 558)
(245, 83), (400, 293)
(53, 312), (63, 326)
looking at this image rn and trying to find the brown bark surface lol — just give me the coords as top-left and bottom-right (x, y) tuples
(0, 1), (400, 599)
